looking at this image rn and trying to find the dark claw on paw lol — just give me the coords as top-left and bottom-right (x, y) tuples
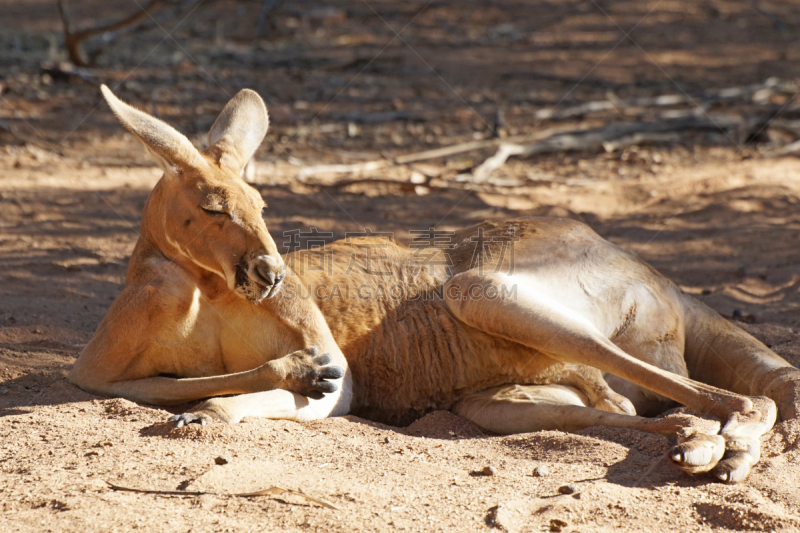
(315, 380), (338, 394)
(320, 365), (344, 380)
(313, 353), (332, 366)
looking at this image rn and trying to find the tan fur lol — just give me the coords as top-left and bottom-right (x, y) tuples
(71, 87), (800, 483)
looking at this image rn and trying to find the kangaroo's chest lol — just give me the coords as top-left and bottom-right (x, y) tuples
(215, 303), (301, 373)
(140, 290), (300, 378)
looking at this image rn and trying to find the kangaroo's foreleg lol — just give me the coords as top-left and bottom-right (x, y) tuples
(170, 373), (354, 426)
(91, 347), (343, 406)
(168, 283), (355, 425)
(70, 283), (343, 406)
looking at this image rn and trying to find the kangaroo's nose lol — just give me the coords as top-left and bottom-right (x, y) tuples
(253, 255), (285, 286)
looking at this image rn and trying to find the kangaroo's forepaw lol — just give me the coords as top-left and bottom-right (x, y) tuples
(283, 346), (345, 400)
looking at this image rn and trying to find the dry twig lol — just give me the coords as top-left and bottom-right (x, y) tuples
(468, 114), (743, 182)
(0, 120), (66, 157)
(296, 160), (391, 181)
(535, 79), (797, 121)
(107, 482), (340, 510)
(298, 114), (743, 185)
(57, 0), (164, 66)
(295, 125), (580, 183)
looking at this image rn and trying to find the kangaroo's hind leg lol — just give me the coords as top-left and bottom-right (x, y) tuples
(445, 271), (776, 482)
(453, 384), (722, 451)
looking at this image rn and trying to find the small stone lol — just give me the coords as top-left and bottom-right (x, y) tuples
(384, 436), (391, 444)
(481, 466), (496, 476)
(409, 171), (426, 184)
(347, 122), (360, 137)
(214, 456), (229, 465)
(557, 484), (578, 495)
(0, 388), (8, 395)
(533, 465), (549, 477)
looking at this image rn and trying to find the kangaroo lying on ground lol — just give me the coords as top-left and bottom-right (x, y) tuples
(70, 86), (800, 483)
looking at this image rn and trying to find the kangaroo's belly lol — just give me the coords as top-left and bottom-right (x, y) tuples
(330, 297), (560, 425)
(333, 272), (688, 425)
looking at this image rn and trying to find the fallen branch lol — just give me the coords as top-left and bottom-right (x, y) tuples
(469, 113), (742, 182)
(58, 0), (164, 66)
(0, 120), (66, 157)
(297, 175), (533, 194)
(394, 126), (579, 165)
(600, 132), (682, 153)
(467, 144), (528, 183)
(301, 176), (417, 190)
(767, 118), (800, 136)
(768, 139), (800, 156)
(394, 139), (499, 165)
(295, 112), (751, 186)
(295, 138), (528, 181)
(535, 79), (797, 121)
(40, 62), (99, 83)
(107, 482), (340, 510)
(295, 125), (592, 182)
(535, 94), (687, 120)
(296, 160), (391, 181)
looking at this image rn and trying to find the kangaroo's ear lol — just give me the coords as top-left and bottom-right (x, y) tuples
(100, 84), (207, 174)
(206, 89), (269, 175)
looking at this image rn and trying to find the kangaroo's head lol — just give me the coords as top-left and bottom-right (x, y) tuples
(101, 85), (285, 302)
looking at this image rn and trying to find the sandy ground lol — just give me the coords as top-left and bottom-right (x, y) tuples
(8, 143), (800, 533)
(4, 0), (800, 531)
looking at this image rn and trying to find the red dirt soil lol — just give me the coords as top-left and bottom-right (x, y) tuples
(3, 1), (800, 531)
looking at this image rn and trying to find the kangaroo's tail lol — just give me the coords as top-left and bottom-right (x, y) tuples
(681, 294), (800, 420)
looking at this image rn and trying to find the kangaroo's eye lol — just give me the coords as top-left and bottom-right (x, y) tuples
(201, 207), (226, 217)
